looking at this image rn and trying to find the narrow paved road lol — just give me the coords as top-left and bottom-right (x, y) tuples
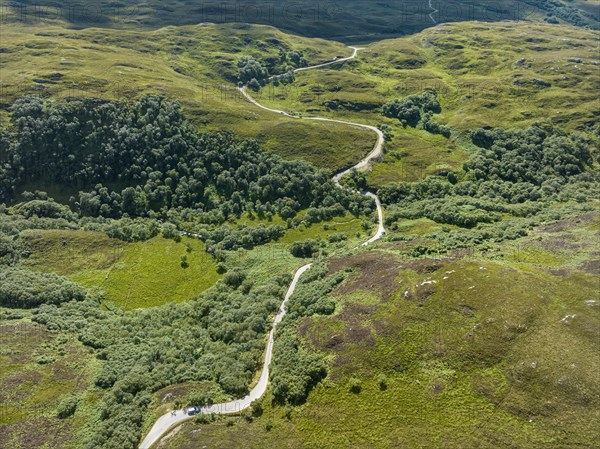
(428, 0), (439, 24)
(139, 46), (385, 449)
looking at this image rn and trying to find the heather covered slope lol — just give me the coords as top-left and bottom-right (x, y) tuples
(0, 0), (597, 40)
(163, 210), (600, 449)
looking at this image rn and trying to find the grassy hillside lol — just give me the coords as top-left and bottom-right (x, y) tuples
(162, 211), (600, 449)
(253, 21), (598, 185)
(21, 230), (221, 310)
(0, 0), (596, 40)
(0, 22), (374, 171)
(259, 22), (599, 131)
(1, 6), (598, 449)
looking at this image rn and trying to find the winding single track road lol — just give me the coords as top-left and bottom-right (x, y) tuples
(139, 46), (385, 449)
(428, 0), (439, 24)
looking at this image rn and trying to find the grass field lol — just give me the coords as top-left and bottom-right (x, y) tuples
(21, 230), (221, 310)
(162, 211), (600, 449)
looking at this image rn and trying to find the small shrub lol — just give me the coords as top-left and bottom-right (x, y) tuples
(378, 373), (388, 391)
(194, 413), (213, 424)
(56, 396), (79, 419)
(251, 399), (263, 417)
(36, 355), (55, 365)
(180, 254), (189, 268)
(349, 377), (362, 394)
(242, 409), (254, 423)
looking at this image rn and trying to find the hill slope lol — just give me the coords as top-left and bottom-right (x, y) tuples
(0, 22), (374, 171)
(0, 0), (597, 40)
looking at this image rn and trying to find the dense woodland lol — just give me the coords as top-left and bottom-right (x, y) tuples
(0, 95), (373, 223)
(380, 124), (598, 251)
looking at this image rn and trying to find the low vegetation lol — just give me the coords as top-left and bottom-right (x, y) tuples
(161, 211), (600, 448)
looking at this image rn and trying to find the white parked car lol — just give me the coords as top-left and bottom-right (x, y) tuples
(187, 406), (201, 416)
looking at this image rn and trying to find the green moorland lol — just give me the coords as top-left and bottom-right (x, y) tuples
(252, 22), (599, 131)
(254, 21), (599, 184)
(0, 22), (374, 170)
(163, 208), (600, 449)
(0, 318), (98, 449)
(0, 6), (598, 449)
(0, 0), (596, 40)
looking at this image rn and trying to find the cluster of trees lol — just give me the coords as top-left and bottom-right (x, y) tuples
(0, 267), (86, 308)
(238, 49), (307, 90)
(422, 116), (452, 138)
(290, 239), (320, 258)
(0, 207), (79, 239)
(0, 96), (374, 225)
(31, 270), (288, 449)
(341, 169), (368, 191)
(385, 196), (502, 228)
(0, 233), (24, 265)
(279, 49), (308, 68)
(382, 92), (450, 137)
(270, 263), (344, 404)
(202, 223), (286, 254)
(237, 56), (269, 89)
(270, 320), (328, 405)
(396, 196), (597, 258)
(14, 199), (75, 221)
(380, 125), (596, 229)
(467, 125), (593, 184)
(525, 0), (594, 27)
(271, 70), (295, 87)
